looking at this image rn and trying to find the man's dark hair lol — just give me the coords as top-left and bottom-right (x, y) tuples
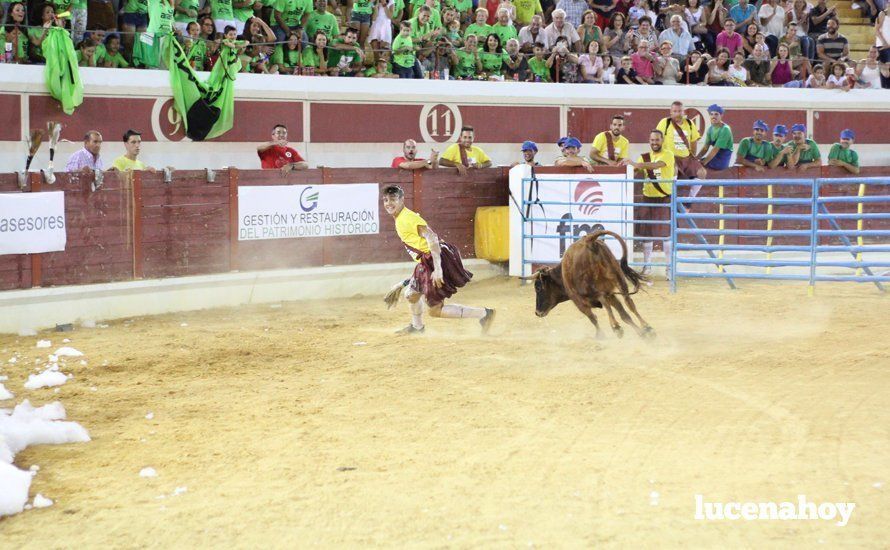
(533, 41), (545, 49)
(345, 27), (358, 35)
(650, 129), (664, 138)
(83, 130), (101, 142)
(273, 124), (287, 131)
(671, 100), (683, 108)
(460, 125), (474, 134)
(382, 185), (404, 198)
(224, 24), (236, 34)
(123, 129), (141, 143)
(611, 114), (625, 122)
(638, 16), (652, 25)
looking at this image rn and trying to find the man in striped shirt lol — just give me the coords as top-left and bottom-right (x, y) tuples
(65, 131), (104, 173)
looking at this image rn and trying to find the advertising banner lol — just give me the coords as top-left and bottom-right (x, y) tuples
(0, 191), (67, 255)
(238, 184), (380, 241)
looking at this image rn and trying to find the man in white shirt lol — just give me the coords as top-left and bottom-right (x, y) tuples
(658, 15), (694, 62)
(543, 9), (582, 52)
(519, 14), (551, 52)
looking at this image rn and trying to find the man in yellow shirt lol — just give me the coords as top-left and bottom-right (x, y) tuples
(627, 129), (676, 278)
(589, 114), (630, 165)
(655, 101), (706, 197)
(111, 129), (155, 172)
(382, 184), (495, 334)
(440, 126), (492, 176)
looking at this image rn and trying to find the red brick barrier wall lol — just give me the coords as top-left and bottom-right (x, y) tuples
(1, 166), (886, 291)
(0, 168), (510, 291)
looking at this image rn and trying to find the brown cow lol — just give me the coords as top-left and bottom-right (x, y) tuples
(523, 230), (655, 339)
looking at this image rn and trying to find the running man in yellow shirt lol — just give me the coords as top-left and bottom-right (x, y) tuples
(439, 126), (493, 176)
(382, 184), (495, 334)
(655, 101), (706, 198)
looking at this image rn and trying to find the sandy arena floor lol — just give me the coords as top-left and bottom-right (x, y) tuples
(0, 276), (888, 547)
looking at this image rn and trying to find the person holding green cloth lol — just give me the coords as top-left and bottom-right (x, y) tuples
(698, 104), (734, 171)
(29, 4), (62, 63)
(133, 0), (175, 68)
(827, 129), (860, 175)
(51, 0), (88, 43)
(180, 21), (206, 70)
(121, 0), (149, 60)
(392, 20), (423, 78)
(453, 33), (482, 78)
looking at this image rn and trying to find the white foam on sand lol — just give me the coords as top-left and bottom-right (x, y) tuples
(140, 467), (158, 478)
(0, 400), (90, 517)
(24, 366), (68, 390)
(53, 347), (84, 358)
(0, 383), (12, 401)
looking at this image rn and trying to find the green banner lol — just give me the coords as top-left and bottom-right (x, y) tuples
(43, 27), (83, 115)
(167, 39), (241, 141)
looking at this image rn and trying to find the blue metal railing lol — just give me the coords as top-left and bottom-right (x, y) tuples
(669, 177), (889, 293)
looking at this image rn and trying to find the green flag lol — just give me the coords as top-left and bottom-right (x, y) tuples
(167, 38), (240, 141)
(43, 27), (83, 115)
(133, 0), (175, 68)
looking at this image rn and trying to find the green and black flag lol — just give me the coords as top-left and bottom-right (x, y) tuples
(43, 27), (83, 115)
(167, 38), (240, 141)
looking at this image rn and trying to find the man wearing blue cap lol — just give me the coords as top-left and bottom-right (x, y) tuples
(736, 120), (776, 172)
(519, 141), (541, 167)
(771, 124), (788, 153)
(828, 129), (860, 174)
(554, 137), (593, 171)
(698, 104), (734, 171)
(556, 136), (568, 155)
(773, 124), (822, 171)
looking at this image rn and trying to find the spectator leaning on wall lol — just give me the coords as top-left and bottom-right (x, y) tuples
(773, 123), (822, 171)
(827, 129), (860, 175)
(554, 136), (593, 171)
(440, 126), (492, 176)
(698, 104), (734, 171)
(589, 115), (629, 166)
(258, 124), (309, 172)
(392, 139), (439, 169)
(66, 131), (104, 173)
(736, 119), (777, 172)
(111, 129), (154, 172)
(517, 141), (540, 166)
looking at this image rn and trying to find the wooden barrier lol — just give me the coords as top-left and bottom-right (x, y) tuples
(0, 168), (510, 291)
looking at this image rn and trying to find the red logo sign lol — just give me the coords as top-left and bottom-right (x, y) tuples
(574, 181), (604, 216)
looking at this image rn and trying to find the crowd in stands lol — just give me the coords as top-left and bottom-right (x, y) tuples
(2, 0), (888, 87)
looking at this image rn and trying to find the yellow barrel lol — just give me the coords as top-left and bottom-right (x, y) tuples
(474, 206), (509, 261)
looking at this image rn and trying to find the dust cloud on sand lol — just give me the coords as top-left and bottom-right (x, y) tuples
(0, 277), (887, 547)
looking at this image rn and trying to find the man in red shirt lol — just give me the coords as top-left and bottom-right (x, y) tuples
(257, 124), (308, 172)
(391, 139), (439, 170)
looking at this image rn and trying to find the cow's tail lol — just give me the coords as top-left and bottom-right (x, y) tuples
(588, 230), (648, 294)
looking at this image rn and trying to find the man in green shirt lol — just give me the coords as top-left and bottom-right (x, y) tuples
(491, 8), (518, 45)
(274, 0), (312, 42)
(305, 0), (340, 39)
(210, 0), (243, 35)
(99, 33), (130, 68)
(827, 129), (860, 175)
(328, 27), (366, 76)
(736, 120), (776, 172)
(453, 34), (481, 77)
(464, 8), (492, 44)
(392, 20), (423, 78)
(698, 104), (734, 171)
(774, 124), (821, 171)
